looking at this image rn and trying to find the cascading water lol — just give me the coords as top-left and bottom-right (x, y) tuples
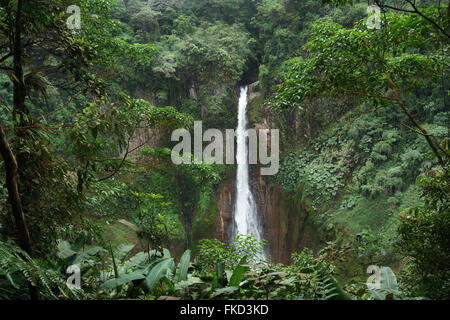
(233, 86), (265, 258)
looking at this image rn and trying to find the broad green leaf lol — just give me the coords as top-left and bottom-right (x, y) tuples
(117, 219), (141, 232)
(174, 277), (204, 291)
(100, 271), (145, 289)
(214, 286), (239, 294)
(324, 277), (352, 300)
(161, 276), (175, 293)
(146, 258), (174, 291)
(174, 249), (190, 283)
(379, 267), (398, 291)
(369, 267), (400, 300)
(123, 251), (148, 271)
(212, 262), (227, 289)
(279, 277), (297, 286)
(228, 257), (249, 287)
(73, 246), (104, 265)
(57, 241), (76, 260)
(114, 243), (135, 261)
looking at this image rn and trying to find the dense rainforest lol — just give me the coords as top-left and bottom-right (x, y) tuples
(0, 0), (448, 302)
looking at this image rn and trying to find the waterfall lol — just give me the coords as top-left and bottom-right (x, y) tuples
(233, 86), (264, 256)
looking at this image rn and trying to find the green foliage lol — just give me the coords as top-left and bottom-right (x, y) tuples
(56, 240), (105, 268)
(397, 168), (450, 299)
(271, 12), (447, 111)
(0, 0), (164, 257)
(195, 234), (267, 276)
(251, 0), (325, 92)
(0, 240), (83, 300)
(270, 9), (448, 167)
(130, 191), (181, 254)
(99, 247), (193, 298)
(214, 248), (347, 300)
(99, 245), (149, 292)
(100, 271), (145, 290)
(171, 245), (351, 300)
(90, 238), (414, 301)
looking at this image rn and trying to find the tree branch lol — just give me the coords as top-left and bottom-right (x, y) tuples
(384, 71), (448, 165)
(97, 126), (138, 182)
(374, 0), (450, 40)
(33, 90), (82, 122)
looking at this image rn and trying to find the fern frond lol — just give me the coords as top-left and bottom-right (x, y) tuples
(0, 240), (85, 300)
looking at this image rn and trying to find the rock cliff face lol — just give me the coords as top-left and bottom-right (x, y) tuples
(251, 170), (326, 264)
(248, 81), (262, 102)
(214, 177), (236, 243)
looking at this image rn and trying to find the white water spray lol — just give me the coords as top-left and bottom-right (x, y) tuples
(233, 86), (264, 256)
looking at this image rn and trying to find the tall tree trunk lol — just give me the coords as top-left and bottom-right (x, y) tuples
(0, 121), (40, 300)
(13, 0), (46, 251)
(9, 0), (41, 300)
(13, 0), (27, 123)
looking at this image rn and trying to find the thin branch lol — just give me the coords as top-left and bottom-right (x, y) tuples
(357, 101), (396, 114)
(405, 0), (450, 40)
(94, 139), (152, 162)
(374, 1), (416, 14)
(374, 0), (450, 40)
(384, 71), (448, 164)
(339, 86), (396, 101)
(400, 122), (448, 156)
(401, 122), (430, 136)
(34, 90), (82, 122)
(97, 126), (137, 182)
